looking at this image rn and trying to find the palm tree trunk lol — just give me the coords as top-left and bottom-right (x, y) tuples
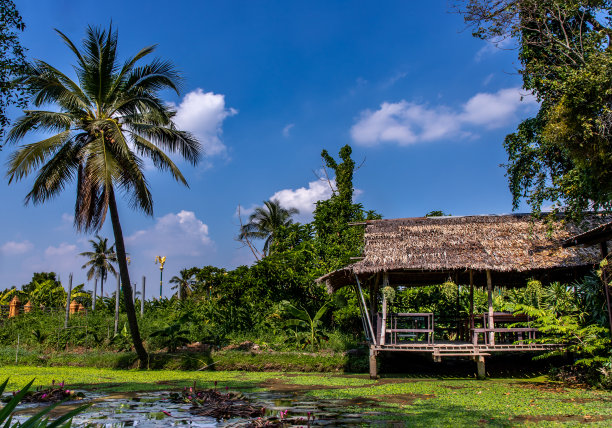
(100, 276), (104, 298)
(108, 187), (148, 366)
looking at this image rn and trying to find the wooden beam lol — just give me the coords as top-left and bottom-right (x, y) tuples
(486, 270), (495, 345)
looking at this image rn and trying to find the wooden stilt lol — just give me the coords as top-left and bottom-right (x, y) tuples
(369, 347), (378, 379)
(476, 355), (486, 379)
(486, 270), (495, 345)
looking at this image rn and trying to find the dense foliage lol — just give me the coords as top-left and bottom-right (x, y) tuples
(0, 0), (27, 145)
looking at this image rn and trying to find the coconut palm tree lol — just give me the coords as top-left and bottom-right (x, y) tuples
(79, 235), (117, 298)
(6, 25), (201, 365)
(169, 269), (195, 300)
(238, 199), (298, 256)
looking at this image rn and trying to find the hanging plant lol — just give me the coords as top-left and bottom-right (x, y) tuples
(382, 286), (396, 304)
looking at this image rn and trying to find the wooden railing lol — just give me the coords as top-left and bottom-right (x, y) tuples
(470, 312), (538, 346)
(376, 312), (434, 345)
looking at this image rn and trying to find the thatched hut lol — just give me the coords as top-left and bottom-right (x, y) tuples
(316, 213), (611, 378)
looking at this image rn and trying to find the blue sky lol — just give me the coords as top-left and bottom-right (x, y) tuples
(1, 1), (538, 297)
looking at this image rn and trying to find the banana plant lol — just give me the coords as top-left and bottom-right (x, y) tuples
(281, 301), (329, 352)
(0, 378), (89, 427)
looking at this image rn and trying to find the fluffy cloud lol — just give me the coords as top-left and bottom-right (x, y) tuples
(350, 87), (537, 146)
(270, 179), (335, 220)
(170, 89), (237, 157)
(45, 242), (77, 257)
(126, 210), (213, 258)
(0, 240), (34, 256)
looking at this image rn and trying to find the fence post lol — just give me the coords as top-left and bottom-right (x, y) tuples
(114, 274), (120, 335)
(64, 273), (72, 328)
(141, 276), (145, 317)
(92, 277), (97, 311)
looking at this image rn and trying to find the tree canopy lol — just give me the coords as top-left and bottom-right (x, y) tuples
(0, 0), (27, 146)
(458, 0), (612, 219)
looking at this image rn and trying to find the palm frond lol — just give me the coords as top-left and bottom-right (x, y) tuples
(6, 131), (72, 183)
(6, 112), (74, 143)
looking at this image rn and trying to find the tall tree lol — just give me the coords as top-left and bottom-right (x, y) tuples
(79, 235), (117, 297)
(238, 199), (298, 256)
(5, 25), (201, 365)
(456, 0), (612, 219)
(0, 0), (27, 146)
(313, 145), (381, 270)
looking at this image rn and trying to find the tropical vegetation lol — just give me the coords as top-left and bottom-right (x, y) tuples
(5, 24), (202, 366)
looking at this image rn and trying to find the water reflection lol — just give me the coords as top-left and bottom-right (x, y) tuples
(12, 390), (401, 427)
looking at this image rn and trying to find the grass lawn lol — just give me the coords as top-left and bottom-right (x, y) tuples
(1, 366), (611, 426)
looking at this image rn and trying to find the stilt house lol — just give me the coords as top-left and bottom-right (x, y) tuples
(316, 213), (611, 378)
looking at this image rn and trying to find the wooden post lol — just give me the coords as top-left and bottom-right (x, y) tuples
(369, 347), (378, 379)
(476, 355), (486, 379)
(469, 270), (474, 330)
(92, 278), (97, 311)
(64, 273), (72, 328)
(141, 276), (145, 317)
(486, 269), (495, 345)
(599, 242), (612, 341)
(381, 292), (387, 345)
(114, 274), (120, 335)
(370, 273), (380, 325)
(455, 272), (460, 337)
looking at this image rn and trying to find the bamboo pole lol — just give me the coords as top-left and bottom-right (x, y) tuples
(355, 275), (376, 344)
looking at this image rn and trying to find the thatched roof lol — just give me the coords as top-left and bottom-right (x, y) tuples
(562, 220), (612, 248)
(317, 213), (611, 292)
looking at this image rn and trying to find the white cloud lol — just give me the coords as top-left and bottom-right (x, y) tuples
(270, 179), (335, 220)
(61, 213), (74, 224)
(1, 240), (34, 256)
(282, 123), (295, 137)
(45, 242), (77, 257)
(170, 89), (237, 157)
(126, 210), (213, 258)
(350, 87), (537, 147)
